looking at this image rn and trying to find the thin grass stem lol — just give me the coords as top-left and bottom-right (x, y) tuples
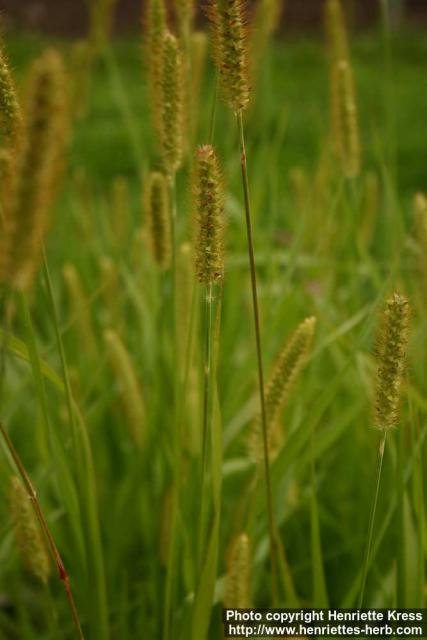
(358, 430), (387, 607)
(236, 110), (278, 604)
(197, 281), (213, 574)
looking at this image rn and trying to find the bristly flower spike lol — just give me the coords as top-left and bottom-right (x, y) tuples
(250, 316), (316, 460)
(192, 145), (225, 284)
(144, 0), (167, 133)
(9, 476), (51, 584)
(225, 532), (252, 608)
(0, 49), (69, 291)
(374, 293), (410, 431)
(144, 171), (172, 270)
(0, 40), (21, 146)
(208, 0), (250, 113)
(159, 31), (184, 174)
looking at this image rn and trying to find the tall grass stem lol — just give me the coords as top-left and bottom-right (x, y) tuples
(358, 430), (387, 607)
(236, 110), (278, 604)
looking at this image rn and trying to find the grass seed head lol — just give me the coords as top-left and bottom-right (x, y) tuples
(250, 317), (316, 461)
(325, 0), (349, 61)
(9, 476), (51, 584)
(160, 31), (184, 173)
(144, 0), (167, 133)
(225, 532), (252, 608)
(0, 49), (69, 291)
(374, 293), (410, 431)
(174, 0), (195, 39)
(144, 171), (172, 270)
(89, 0), (118, 54)
(192, 145), (225, 284)
(330, 58), (361, 178)
(0, 40), (22, 147)
(104, 329), (145, 447)
(209, 0), (250, 113)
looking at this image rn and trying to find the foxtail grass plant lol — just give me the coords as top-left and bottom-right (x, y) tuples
(9, 475), (51, 584)
(0, 49), (69, 291)
(89, 0), (118, 55)
(192, 144), (225, 577)
(144, 171), (172, 270)
(0, 39), (21, 148)
(104, 329), (145, 447)
(249, 317), (317, 461)
(159, 31), (185, 175)
(0, 422), (84, 638)
(225, 532), (252, 608)
(326, 0), (361, 178)
(208, 0), (279, 604)
(144, 0), (167, 136)
(358, 293), (410, 607)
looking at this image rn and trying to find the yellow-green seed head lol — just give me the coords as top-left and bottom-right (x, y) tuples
(330, 58), (361, 178)
(144, 0), (167, 133)
(374, 293), (410, 431)
(9, 476), (51, 584)
(0, 49), (69, 291)
(250, 317), (316, 460)
(144, 171), (171, 270)
(89, 0), (118, 54)
(0, 41), (21, 146)
(225, 532), (251, 608)
(414, 192), (427, 245)
(160, 31), (184, 173)
(209, 0), (250, 113)
(192, 145), (225, 284)
(253, 0), (283, 42)
(104, 329), (145, 447)
(325, 0), (349, 62)
(174, 0), (195, 38)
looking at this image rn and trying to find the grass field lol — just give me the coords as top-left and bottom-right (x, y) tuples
(0, 5), (426, 639)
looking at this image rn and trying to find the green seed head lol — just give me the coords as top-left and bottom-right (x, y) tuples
(209, 0), (250, 113)
(9, 476), (51, 584)
(250, 317), (316, 460)
(326, 0), (349, 62)
(0, 40), (21, 146)
(144, 171), (171, 270)
(0, 49), (69, 291)
(330, 58), (361, 178)
(104, 329), (145, 447)
(160, 31), (184, 173)
(174, 0), (195, 38)
(374, 293), (410, 431)
(144, 0), (167, 133)
(192, 145), (225, 284)
(225, 532), (252, 608)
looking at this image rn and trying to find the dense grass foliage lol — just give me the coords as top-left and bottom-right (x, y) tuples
(0, 21), (426, 640)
